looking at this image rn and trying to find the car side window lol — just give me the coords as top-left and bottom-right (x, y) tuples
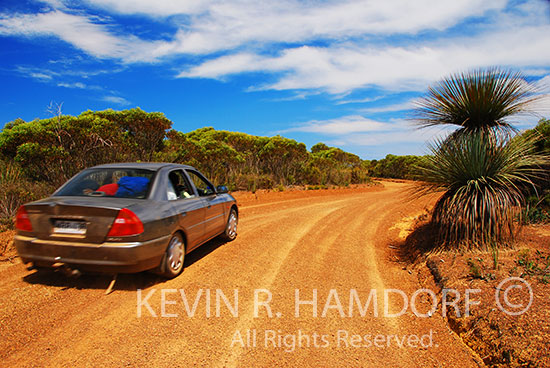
(186, 170), (215, 197)
(167, 170), (195, 200)
(167, 181), (178, 201)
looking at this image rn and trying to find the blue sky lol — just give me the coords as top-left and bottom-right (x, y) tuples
(1, 0), (549, 159)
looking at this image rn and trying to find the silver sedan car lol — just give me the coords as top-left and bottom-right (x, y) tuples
(14, 163), (238, 278)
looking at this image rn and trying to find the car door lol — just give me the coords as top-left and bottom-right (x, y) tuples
(185, 169), (226, 240)
(166, 169), (206, 250)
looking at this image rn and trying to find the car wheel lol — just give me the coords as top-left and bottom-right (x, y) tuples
(160, 233), (185, 278)
(220, 208), (238, 241)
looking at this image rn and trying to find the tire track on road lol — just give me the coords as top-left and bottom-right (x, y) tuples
(0, 183), (481, 368)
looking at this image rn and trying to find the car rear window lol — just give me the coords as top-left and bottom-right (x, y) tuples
(54, 168), (155, 199)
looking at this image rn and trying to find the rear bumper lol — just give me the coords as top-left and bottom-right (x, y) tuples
(14, 234), (170, 273)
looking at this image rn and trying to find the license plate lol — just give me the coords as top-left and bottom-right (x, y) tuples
(53, 220), (87, 235)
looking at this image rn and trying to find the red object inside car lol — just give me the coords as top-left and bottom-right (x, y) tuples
(97, 183), (118, 196)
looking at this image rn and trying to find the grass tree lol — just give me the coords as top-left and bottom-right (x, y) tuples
(414, 68), (548, 249)
(416, 133), (548, 249)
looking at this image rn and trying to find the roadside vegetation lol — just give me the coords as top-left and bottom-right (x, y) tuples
(1, 102), (546, 234)
(158, 129), (371, 190)
(0, 108), (386, 230)
(519, 118), (550, 223)
(413, 68), (550, 250)
(365, 154), (427, 180)
(386, 69), (550, 368)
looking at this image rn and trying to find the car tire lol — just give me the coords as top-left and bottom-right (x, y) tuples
(220, 208), (238, 241)
(159, 233), (185, 278)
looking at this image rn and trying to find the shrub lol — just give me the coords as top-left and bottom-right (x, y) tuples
(415, 133), (548, 249)
(413, 68), (549, 249)
(0, 160), (54, 230)
(522, 193), (550, 224)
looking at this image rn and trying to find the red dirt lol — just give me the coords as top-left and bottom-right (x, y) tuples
(396, 213), (550, 367)
(0, 182), (488, 367)
(0, 230), (16, 261)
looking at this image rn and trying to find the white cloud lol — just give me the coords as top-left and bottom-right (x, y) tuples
(360, 100), (416, 113)
(283, 115), (392, 134)
(102, 95), (130, 105)
(265, 91), (321, 102)
(527, 94), (550, 118)
(14, 65), (108, 91)
(335, 95), (385, 105)
(37, 0), (68, 9)
(178, 21), (550, 94)
(81, 0), (211, 16)
(16, 61), (124, 80)
(508, 113), (547, 129)
(0, 10), (160, 62)
(536, 75), (550, 94)
(1, 0), (549, 96)
(0, 0), (510, 60)
(333, 129), (444, 146)
(29, 72), (53, 80)
(57, 82), (86, 88)
(284, 114), (451, 154)
(15, 66), (58, 80)
(78, 0), (507, 53)
(178, 53), (264, 79)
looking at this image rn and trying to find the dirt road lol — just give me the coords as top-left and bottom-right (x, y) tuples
(0, 182), (481, 367)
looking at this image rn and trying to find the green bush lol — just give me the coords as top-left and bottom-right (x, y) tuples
(0, 108), (172, 186)
(522, 194), (550, 224)
(416, 133), (548, 248)
(518, 118), (550, 222)
(162, 129), (372, 189)
(1, 109), (374, 201)
(367, 154), (427, 179)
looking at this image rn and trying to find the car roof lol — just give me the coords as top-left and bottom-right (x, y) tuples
(90, 162), (196, 171)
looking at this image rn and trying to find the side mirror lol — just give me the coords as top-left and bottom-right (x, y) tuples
(216, 185), (229, 194)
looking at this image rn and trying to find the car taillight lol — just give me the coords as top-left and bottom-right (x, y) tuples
(15, 206), (33, 232)
(107, 209), (144, 237)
